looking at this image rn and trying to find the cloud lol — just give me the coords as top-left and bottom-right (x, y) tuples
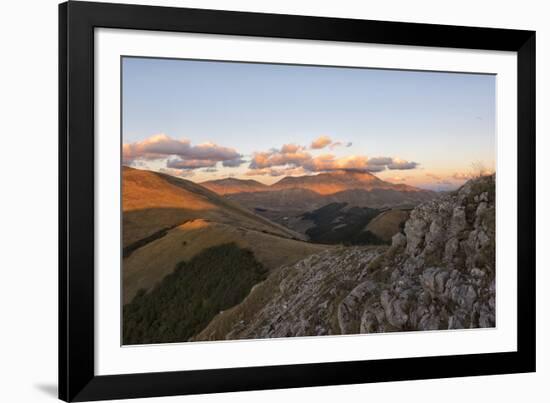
(123, 134), (191, 162)
(123, 134), (242, 166)
(246, 166), (307, 177)
(310, 135), (333, 149)
(281, 143), (304, 153)
(387, 158), (419, 170)
(367, 157), (394, 166)
(328, 141), (353, 150)
(250, 147), (311, 169)
(127, 134), (421, 179)
(222, 158), (246, 167)
(304, 154), (378, 172)
(303, 155), (417, 173)
(247, 143), (419, 175)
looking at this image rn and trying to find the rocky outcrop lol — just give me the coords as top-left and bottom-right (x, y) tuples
(360, 174), (496, 332)
(194, 175), (495, 340)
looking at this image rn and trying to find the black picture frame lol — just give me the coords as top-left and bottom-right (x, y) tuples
(59, 1), (536, 401)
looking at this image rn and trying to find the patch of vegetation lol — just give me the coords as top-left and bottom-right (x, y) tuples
(123, 243), (268, 345)
(302, 203), (386, 245)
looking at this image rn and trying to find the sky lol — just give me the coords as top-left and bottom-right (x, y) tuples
(122, 57), (496, 191)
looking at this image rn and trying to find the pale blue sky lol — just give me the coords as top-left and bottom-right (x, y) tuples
(122, 57), (495, 190)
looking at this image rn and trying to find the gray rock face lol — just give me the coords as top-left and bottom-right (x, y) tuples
(357, 174), (495, 333)
(194, 175), (496, 341)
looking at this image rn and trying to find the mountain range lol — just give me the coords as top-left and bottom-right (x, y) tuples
(201, 169), (423, 196)
(200, 171), (436, 233)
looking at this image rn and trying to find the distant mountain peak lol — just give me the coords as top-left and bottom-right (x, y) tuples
(271, 170), (414, 195)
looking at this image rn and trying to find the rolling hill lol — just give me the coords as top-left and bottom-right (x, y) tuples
(122, 167), (328, 304)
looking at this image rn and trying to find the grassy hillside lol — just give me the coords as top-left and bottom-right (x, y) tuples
(365, 209), (410, 242)
(123, 219), (328, 304)
(123, 167), (303, 249)
(123, 243), (267, 345)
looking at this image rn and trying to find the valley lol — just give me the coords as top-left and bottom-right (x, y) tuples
(209, 170), (434, 242)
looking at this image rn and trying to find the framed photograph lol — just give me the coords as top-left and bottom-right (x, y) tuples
(59, 1), (536, 401)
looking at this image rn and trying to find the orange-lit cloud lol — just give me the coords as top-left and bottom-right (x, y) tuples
(250, 146), (311, 169)
(281, 143), (305, 153)
(123, 134), (243, 168)
(310, 135), (333, 149)
(248, 141), (418, 175)
(125, 134), (421, 179)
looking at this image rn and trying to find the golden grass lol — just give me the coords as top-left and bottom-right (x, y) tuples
(123, 219), (329, 304)
(365, 209), (410, 242)
(123, 166), (214, 212)
(122, 167), (305, 248)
